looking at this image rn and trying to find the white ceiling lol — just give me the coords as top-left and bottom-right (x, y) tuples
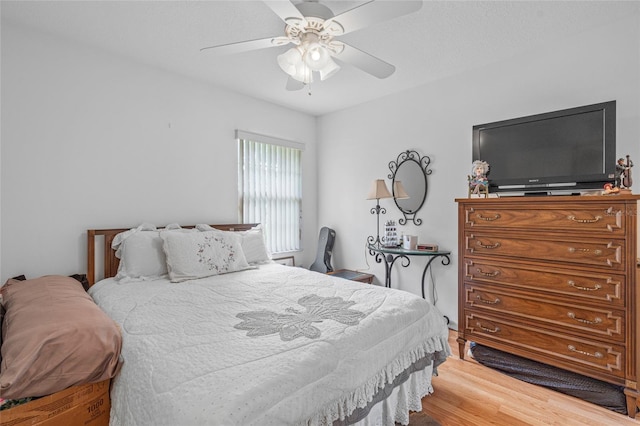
(2, 0), (638, 116)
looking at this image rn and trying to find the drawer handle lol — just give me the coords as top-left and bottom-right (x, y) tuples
(476, 295), (501, 305)
(567, 344), (603, 359)
(567, 312), (602, 325)
(477, 213), (501, 222)
(567, 215), (603, 224)
(567, 280), (602, 291)
(476, 241), (501, 249)
(476, 268), (500, 277)
(567, 247), (603, 255)
(476, 322), (500, 333)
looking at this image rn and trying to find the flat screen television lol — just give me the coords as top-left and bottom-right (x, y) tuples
(472, 101), (616, 195)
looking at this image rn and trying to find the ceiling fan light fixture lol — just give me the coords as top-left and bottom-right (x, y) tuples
(319, 58), (340, 81)
(277, 47), (302, 76)
(291, 60), (313, 84)
(303, 43), (331, 71)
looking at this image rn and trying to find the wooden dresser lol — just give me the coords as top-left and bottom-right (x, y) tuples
(456, 195), (639, 418)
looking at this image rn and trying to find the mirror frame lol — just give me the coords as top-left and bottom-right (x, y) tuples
(388, 150), (432, 226)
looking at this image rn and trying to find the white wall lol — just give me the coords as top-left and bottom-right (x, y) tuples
(2, 11), (639, 328)
(318, 14), (640, 329)
(0, 22), (318, 282)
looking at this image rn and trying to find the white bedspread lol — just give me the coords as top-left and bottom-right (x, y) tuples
(89, 263), (450, 426)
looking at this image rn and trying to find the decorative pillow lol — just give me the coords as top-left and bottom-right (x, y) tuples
(161, 230), (252, 282)
(112, 224), (193, 282)
(0, 276), (122, 399)
(195, 224), (272, 265)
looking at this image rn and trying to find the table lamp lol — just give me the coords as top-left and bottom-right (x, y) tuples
(366, 179), (392, 247)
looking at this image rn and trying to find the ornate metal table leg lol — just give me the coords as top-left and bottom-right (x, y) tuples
(420, 254), (451, 323)
(376, 254), (411, 289)
(383, 254), (392, 288)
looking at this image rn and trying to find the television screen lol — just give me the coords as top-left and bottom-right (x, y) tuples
(472, 101), (616, 194)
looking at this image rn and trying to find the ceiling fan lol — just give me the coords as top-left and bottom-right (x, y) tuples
(200, 0), (423, 91)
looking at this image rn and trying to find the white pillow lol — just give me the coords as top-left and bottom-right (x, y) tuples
(161, 230), (252, 282)
(239, 225), (272, 265)
(195, 224), (271, 265)
(112, 223), (157, 258)
(112, 224), (191, 282)
(114, 230), (167, 281)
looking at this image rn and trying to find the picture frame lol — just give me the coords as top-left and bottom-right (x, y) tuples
(272, 255), (295, 267)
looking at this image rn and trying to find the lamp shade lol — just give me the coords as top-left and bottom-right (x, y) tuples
(319, 57), (340, 81)
(277, 47), (302, 76)
(291, 61), (313, 84)
(304, 43), (331, 70)
(366, 179), (392, 200)
(393, 181), (410, 199)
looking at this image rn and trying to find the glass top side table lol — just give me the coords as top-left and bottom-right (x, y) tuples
(367, 244), (452, 322)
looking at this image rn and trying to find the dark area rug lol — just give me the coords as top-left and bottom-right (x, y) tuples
(469, 342), (630, 415)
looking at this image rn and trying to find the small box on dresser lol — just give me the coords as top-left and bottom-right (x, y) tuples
(456, 194), (639, 418)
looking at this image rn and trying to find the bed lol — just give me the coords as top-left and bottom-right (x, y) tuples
(86, 223), (451, 426)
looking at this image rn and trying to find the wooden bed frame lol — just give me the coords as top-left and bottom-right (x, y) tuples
(87, 224), (258, 286)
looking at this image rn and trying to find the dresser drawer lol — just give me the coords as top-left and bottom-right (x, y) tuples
(464, 232), (624, 270)
(463, 285), (625, 341)
(463, 204), (624, 234)
(463, 313), (625, 379)
(463, 259), (625, 306)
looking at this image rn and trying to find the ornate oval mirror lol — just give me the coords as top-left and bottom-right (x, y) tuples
(388, 150), (431, 225)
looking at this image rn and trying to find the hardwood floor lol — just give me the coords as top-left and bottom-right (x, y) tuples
(420, 329), (639, 425)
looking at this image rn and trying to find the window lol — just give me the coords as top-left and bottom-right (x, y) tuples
(236, 130), (303, 253)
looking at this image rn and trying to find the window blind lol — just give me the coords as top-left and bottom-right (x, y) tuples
(237, 131), (302, 253)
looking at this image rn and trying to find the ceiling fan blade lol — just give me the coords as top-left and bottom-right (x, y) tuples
(335, 43), (395, 79)
(200, 37), (286, 55)
(263, 0), (307, 27)
(286, 77), (305, 91)
(327, 0), (423, 35)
